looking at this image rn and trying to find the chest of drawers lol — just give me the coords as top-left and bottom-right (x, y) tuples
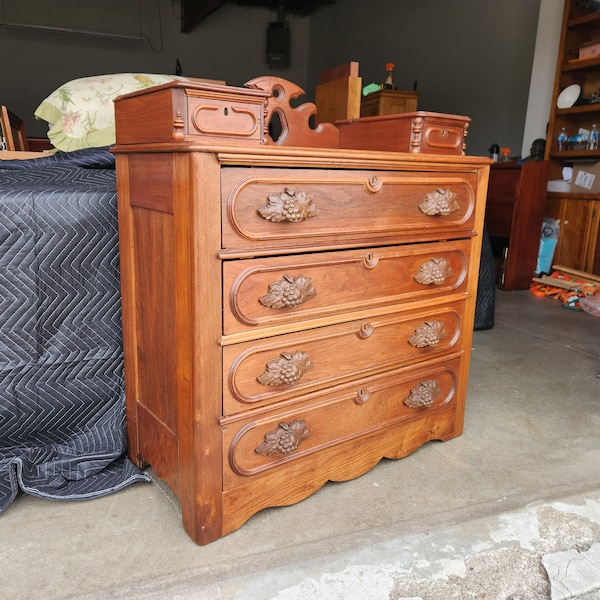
(113, 78), (490, 545)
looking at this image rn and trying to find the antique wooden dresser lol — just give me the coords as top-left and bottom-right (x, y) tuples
(112, 77), (490, 545)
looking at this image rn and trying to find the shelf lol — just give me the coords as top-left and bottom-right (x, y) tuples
(549, 149), (600, 159)
(568, 10), (600, 29)
(563, 55), (600, 71)
(556, 103), (600, 115)
(548, 190), (600, 200)
(547, 1), (600, 276)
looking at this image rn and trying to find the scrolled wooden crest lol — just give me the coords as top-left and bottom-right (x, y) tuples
(245, 76), (340, 148)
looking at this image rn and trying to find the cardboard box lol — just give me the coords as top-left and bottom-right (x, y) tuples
(547, 179), (571, 192)
(579, 41), (600, 59)
(570, 161), (600, 193)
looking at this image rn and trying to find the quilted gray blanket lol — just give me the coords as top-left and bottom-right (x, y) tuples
(0, 149), (149, 513)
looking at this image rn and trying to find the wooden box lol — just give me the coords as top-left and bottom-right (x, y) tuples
(114, 80), (270, 146)
(314, 61), (362, 125)
(336, 111), (470, 156)
(360, 90), (418, 117)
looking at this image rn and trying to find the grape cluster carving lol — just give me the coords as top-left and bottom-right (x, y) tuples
(404, 380), (440, 408)
(255, 420), (311, 456)
(257, 350), (312, 386)
(408, 320), (446, 348)
(257, 188), (319, 223)
(259, 274), (317, 309)
(414, 257), (452, 285)
(418, 188), (459, 216)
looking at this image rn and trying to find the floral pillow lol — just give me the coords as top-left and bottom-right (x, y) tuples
(34, 73), (187, 152)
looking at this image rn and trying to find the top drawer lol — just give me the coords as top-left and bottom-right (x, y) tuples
(221, 167), (478, 253)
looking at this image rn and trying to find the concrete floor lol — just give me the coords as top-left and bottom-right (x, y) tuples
(2, 290), (600, 600)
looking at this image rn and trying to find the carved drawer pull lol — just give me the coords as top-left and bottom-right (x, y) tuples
(404, 380), (440, 408)
(259, 274), (317, 309)
(255, 419), (311, 456)
(257, 350), (312, 386)
(257, 188), (319, 223)
(408, 320), (446, 348)
(414, 258), (452, 285)
(418, 188), (459, 216)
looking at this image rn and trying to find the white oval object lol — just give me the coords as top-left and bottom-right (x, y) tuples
(557, 84), (581, 109)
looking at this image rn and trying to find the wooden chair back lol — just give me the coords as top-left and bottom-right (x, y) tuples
(1, 106), (29, 151)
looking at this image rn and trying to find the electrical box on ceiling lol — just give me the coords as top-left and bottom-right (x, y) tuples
(266, 20), (290, 68)
(180, 0), (335, 33)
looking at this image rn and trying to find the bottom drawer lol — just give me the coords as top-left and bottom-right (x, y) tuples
(223, 356), (462, 488)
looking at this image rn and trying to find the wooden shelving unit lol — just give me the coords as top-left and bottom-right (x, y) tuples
(544, 0), (600, 274)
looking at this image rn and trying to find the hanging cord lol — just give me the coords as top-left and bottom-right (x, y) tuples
(140, 0), (164, 53)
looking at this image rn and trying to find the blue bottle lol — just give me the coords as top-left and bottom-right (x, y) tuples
(557, 127), (568, 151)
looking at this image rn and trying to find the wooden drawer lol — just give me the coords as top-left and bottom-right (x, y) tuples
(221, 167), (477, 253)
(223, 300), (465, 415)
(222, 357), (461, 485)
(223, 240), (470, 336)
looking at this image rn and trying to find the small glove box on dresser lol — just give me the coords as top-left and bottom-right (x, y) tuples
(335, 111), (470, 156)
(114, 80), (270, 146)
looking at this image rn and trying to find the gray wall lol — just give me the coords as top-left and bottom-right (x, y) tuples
(1, 0), (541, 156)
(0, 1), (311, 137)
(307, 0), (542, 157)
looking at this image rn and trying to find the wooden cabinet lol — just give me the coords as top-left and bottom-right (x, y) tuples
(545, 0), (600, 274)
(112, 78), (490, 545)
(546, 193), (600, 272)
(360, 89), (418, 117)
(485, 161), (549, 289)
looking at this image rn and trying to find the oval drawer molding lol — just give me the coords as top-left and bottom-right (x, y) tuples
(224, 241), (468, 335)
(255, 420), (311, 456)
(191, 103), (260, 138)
(259, 274), (317, 309)
(224, 358), (459, 479)
(257, 350), (312, 386)
(257, 188), (319, 223)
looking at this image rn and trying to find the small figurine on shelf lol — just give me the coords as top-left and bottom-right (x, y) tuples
(383, 62), (395, 90)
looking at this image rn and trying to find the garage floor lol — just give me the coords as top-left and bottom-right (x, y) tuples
(2, 290), (600, 600)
